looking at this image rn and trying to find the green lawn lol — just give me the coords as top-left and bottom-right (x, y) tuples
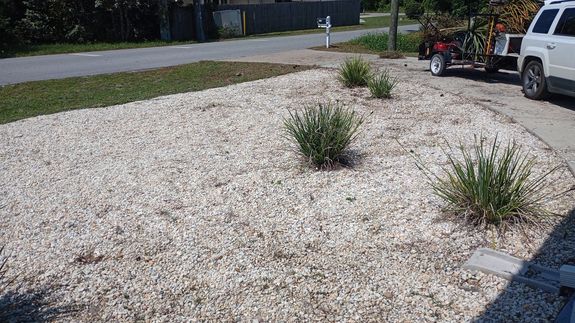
(311, 32), (422, 57)
(312, 42), (383, 55)
(0, 61), (311, 124)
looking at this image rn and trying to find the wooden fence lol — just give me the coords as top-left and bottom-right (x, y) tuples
(218, 0), (360, 35)
(170, 0), (360, 40)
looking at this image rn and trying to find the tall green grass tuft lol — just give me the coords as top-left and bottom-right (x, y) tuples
(368, 69), (398, 98)
(338, 57), (371, 87)
(418, 136), (558, 230)
(284, 102), (364, 169)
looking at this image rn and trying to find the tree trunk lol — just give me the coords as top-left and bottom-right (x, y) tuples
(119, 6), (126, 41)
(158, 0), (171, 41)
(194, 0), (205, 42)
(388, 0), (399, 51)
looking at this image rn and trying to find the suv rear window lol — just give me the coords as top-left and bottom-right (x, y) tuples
(554, 8), (575, 36)
(533, 9), (559, 34)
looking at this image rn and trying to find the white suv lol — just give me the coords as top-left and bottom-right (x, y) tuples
(518, 0), (575, 100)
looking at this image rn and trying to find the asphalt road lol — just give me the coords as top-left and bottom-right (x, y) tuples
(0, 25), (418, 85)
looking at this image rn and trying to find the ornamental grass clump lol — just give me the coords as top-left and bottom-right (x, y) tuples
(368, 69), (397, 99)
(500, 0), (541, 34)
(338, 57), (370, 87)
(421, 136), (558, 230)
(284, 102), (364, 170)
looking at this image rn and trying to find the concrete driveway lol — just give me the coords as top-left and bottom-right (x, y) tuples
(421, 63), (575, 174)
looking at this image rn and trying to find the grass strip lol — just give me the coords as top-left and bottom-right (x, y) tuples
(0, 61), (310, 124)
(0, 41), (196, 59)
(311, 32), (422, 56)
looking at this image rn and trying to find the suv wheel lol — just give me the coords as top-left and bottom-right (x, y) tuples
(522, 60), (549, 100)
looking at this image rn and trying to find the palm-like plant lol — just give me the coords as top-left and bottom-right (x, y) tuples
(461, 17), (488, 61)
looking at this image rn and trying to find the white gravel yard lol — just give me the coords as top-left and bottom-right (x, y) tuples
(1, 68), (574, 322)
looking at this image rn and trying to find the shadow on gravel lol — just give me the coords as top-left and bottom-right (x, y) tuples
(0, 287), (79, 322)
(424, 67), (575, 111)
(425, 67), (521, 86)
(475, 208), (575, 322)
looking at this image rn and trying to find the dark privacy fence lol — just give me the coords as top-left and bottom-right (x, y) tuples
(171, 6), (196, 41)
(169, 0), (360, 40)
(218, 0), (360, 35)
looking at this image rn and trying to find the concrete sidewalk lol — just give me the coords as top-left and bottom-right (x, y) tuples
(220, 49), (575, 173)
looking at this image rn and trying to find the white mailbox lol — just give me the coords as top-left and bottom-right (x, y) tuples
(317, 16), (332, 48)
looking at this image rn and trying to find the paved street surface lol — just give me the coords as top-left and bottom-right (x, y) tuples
(0, 25), (417, 85)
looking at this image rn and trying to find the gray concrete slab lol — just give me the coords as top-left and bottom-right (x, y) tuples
(463, 248), (560, 294)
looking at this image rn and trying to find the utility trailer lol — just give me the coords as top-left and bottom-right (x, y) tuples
(418, 1), (527, 76)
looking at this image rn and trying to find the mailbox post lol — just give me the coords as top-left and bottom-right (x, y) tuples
(317, 16), (332, 48)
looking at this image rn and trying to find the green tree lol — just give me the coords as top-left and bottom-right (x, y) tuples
(421, 0), (484, 17)
(16, 0), (95, 43)
(0, 0), (23, 49)
(405, 0), (423, 19)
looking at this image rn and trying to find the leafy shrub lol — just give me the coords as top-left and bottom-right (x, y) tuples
(368, 69), (397, 98)
(377, 2), (391, 12)
(338, 57), (371, 88)
(420, 136), (557, 230)
(2, 0), (163, 47)
(350, 32), (423, 53)
(218, 26), (241, 39)
(284, 103), (364, 169)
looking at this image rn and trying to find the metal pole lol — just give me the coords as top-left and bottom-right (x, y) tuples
(326, 16), (331, 48)
(243, 11), (247, 36)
